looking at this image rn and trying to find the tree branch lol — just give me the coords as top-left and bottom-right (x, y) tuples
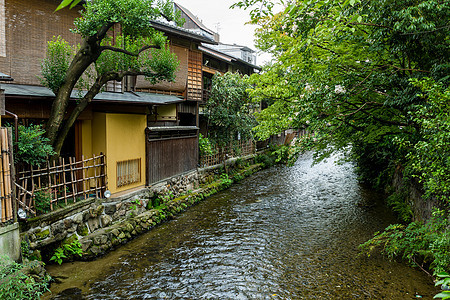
(52, 69), (158, 154)
(377, 64), (431, 74)
(314, 43), (339, 55)
(348, 22), (393, 30)
(338, 102), (373, 117)
(99, 44), (161, 56)
(400, 24), (450, 35)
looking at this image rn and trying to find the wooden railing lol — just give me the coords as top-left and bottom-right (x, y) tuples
(15, 154), (106, 217)
(0, 128), (15, 224)
(199, 140), (255, 168)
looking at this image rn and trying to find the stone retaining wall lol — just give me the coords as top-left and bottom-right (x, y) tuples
(20, 155), (261, 262)
(392, 167), (439, 223)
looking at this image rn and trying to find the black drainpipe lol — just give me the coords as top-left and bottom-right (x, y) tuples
(5, 110), (18, 153)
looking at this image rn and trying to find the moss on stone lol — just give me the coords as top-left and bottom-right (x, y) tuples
(63, 234), (78, 246)
(34, 229), (50, 241)
(77, 224), (89, 236)
(29, 249), (42, 261)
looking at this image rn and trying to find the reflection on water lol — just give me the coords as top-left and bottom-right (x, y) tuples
(46, 153), (437, 299)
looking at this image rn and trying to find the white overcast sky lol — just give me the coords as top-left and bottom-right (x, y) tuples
(173, 0), (273, 65)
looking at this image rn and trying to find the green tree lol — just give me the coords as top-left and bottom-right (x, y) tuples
(234, 0), (450, 183)
(398, 78), (450, 203)
(41, 0), (183, 155)
(205, 72), (256, 166)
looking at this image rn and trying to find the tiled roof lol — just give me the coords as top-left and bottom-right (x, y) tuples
(150, 20), (216, 44)
(3, 84), (184, 105)
(174, 3), (215, 36)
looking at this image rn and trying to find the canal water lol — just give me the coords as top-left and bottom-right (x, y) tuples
(46, 153), (438, 299)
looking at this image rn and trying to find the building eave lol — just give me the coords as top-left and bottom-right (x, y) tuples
(150, 20), (217, 45)
(200, 45), (261, 70)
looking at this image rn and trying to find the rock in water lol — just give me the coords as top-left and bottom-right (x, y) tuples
(51, 287), (85, 300)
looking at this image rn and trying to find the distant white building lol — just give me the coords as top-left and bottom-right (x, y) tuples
(174, 3), (258, 66)
(205, 43), (257, 65)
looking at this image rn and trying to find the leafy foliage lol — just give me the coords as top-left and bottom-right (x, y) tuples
(234, 0), (450, 199)
(55, 0), (82, 11)
(396, 78), (450, 203)
(0, 257), (51, 300)
(199, 133), (214, 157)
(33, 190), (52, 215)
(434, 272), (450, 299)
(360, 209), (450, 274)
(94, 34), (179, 84)
(73, 0), (183, 38)
(233, 2), (450, 295)
(385, 190), (413, 223)
(12, 125), (55, 167)
(270, 144), (302, 166)
(40, 36), (73, 94)
(205, 72), (257, 148)
(50, 240), (83, 265)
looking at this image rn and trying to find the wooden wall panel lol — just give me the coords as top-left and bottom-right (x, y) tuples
(146, 136), (198, 184)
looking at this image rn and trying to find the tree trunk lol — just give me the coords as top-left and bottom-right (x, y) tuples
(52, 72), (122, 155)
(46, 41), (102, 154)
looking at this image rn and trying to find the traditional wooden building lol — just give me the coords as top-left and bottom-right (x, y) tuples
(174, 3), (261, 137)
(0, 0), (216, 198)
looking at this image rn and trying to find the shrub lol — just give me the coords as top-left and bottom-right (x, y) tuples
(33, 190), (52, 215)
(50, 240), (83, 265)
(11, 125), (55, 167)
(199, 133), (214, 157)
(360, 209), (450, 274)
(0, 256), (50, 300)
(386, 191), (413, 223)
(255, 153), (275, 168)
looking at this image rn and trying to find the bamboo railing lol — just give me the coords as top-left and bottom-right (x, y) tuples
(15, 154), (106, 217)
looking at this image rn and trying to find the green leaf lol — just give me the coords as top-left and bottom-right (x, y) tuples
(434, 292), (450, 299)
(69, 0), (82, 9)
(55, 0), (73, 11)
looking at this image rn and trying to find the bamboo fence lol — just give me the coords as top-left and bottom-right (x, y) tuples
(199, 140), (256, 168)
(0, 128), (14, 224)
(15, 154), (106, 217)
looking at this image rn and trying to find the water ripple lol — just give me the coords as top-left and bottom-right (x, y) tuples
(48, 153), (437, 300)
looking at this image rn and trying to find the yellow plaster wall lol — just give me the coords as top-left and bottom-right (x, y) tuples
(105, 113), (146, 193)
(92, 113), (106, 156)
(81, 120), (93, 158)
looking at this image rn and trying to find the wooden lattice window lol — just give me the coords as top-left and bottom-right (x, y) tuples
(187, 50), (202, 101)
(117, 158), (141, 187)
